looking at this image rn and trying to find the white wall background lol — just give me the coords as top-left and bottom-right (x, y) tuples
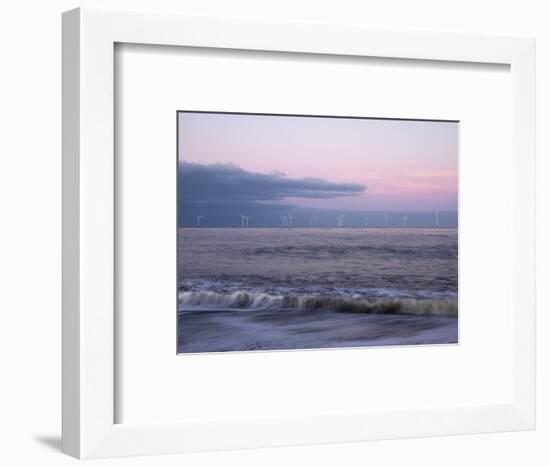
(0, 1), (547, 465)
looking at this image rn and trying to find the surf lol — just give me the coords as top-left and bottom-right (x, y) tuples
(178, 289), (458, 317)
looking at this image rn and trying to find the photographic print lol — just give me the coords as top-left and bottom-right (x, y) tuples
(177, 111), (458, 353)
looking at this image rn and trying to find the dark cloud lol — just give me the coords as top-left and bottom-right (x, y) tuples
(177, 162), (458, 228)
(178, 162), (367, 226)
(179, 162), (366, 203)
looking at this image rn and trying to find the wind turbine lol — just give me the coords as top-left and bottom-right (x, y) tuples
(281, 216), (288, 227)
(288, 213), (294, 227)
(337, 214), (345, 227)
(245, 216), (251, 227)
(435, 209), (439, 227)
(195, 215), (203, 227)
(384, 211), (388, 227)
(240, 214), (247, 227)
(402, 213), (407, 227)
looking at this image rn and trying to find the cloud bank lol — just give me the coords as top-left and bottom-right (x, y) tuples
(179, 162), (365, 202)
(178, 162), (366, 227)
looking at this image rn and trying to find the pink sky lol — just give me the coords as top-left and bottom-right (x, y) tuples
(178, 112), (458, 211)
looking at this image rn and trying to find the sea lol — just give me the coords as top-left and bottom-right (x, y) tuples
(177, 227), (458, 353)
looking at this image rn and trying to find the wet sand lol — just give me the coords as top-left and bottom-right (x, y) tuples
(178, 309), (458, 353)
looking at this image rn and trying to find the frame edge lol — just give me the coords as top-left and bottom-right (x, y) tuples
(62, 7), (81, 459)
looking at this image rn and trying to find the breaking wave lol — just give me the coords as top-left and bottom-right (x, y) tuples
(178, 289), (457, 317)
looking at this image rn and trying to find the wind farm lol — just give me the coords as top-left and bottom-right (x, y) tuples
(187, 209), (451, 229)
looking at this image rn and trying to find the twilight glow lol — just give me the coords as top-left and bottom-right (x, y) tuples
(178, 112), (458, 228)
(178, 111), (457, 212)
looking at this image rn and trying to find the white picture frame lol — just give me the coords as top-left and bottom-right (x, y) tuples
(62, 7), (536, 459)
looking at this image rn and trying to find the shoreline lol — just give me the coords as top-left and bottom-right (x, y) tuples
(178, 308), (458, 354)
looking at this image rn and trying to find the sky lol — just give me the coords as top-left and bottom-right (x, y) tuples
(178, 112), (458, 227)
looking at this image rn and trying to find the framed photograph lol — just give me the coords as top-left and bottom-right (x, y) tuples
(177, 111), (459, 353)
(62, 8), (536, 459)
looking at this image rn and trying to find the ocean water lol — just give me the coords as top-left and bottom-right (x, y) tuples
(177, 228), (458, 353)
